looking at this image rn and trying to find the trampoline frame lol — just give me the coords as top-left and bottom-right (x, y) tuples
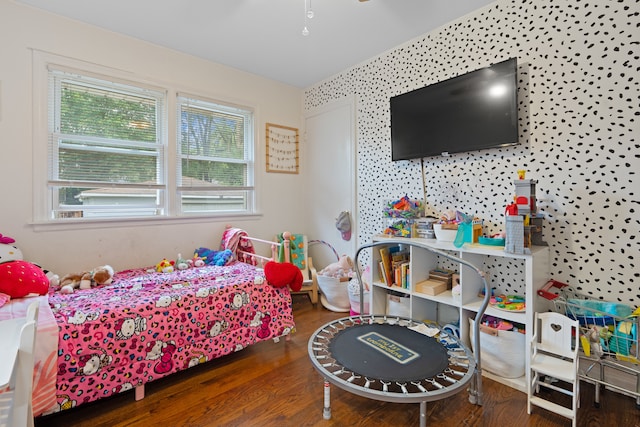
(308, 240), (491, 426)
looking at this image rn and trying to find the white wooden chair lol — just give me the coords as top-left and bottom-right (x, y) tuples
(0, 301), (39, 427)
(527, 311), (580, 427)
(237, 230), (319, 304)
(278, 233), (319, 304)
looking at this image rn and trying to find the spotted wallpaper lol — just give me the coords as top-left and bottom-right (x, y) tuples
(304, 0), (639, 306)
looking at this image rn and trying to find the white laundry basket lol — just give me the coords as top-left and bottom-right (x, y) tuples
(317, 275), (350, 312)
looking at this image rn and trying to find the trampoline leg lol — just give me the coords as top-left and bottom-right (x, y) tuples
(323, 379), (331, 420)
(420, 401), (427, 427)
(468, 370), (483, 406)
(475, 369), (484, 406)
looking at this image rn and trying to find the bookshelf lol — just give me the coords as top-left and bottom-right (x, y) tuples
(369, 235), (550, 393)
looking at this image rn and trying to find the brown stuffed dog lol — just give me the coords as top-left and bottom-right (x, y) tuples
(59, 265), (114, 294)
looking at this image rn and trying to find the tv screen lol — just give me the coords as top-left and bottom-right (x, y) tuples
(390, 58), (518, 161)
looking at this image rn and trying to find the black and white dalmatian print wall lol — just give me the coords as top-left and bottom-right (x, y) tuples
(304, 0), (639, 306)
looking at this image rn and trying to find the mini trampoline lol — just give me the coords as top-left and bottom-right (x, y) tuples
(308, 240), (491, 427)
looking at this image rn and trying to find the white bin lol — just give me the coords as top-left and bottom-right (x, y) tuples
(386, 291), (410, 317)
(469, 318), (526, 379)
(347, 279), (370, 315)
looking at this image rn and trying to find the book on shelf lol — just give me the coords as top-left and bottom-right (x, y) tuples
(390, 247), (409, 262)
(379, 247), (393, 286)
(392, 247), (411, 287)
(378, 260), (390, 286)
(401, 262), (409, 289)
(380, 245), (411, 288)
(392, 248), (409, 287)
(392, 260), (410, 288)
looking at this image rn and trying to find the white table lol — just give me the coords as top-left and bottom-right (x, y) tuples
(0, 317), (22, 388)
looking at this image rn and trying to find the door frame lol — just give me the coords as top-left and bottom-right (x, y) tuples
(304, 95), (357, 265)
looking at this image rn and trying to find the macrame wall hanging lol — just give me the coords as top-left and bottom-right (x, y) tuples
(266, 123), (299, 174)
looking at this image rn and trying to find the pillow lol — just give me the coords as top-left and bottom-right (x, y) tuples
(264, 261), (303, 292)
(0, 260), (49, 298)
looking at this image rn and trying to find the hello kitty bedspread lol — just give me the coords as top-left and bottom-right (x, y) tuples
(44, 261), (294, 414)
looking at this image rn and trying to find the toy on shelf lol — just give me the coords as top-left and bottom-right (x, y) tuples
(383, 195), (423, 237)
(490, 294), (526, 312)
(384, 221), (412, 237)
(505, 170), (547, 253)
(383, 195), (423, 218)
(430, 210), (483, 245)
(481, 314), (526, 333)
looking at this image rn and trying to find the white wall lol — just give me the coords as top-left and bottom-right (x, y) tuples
(0, 0), (306, 274)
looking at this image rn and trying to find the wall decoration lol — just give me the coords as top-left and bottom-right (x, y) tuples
(266, 123), (299, 174)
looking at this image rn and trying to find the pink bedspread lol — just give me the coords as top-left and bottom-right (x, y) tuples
(45, 261), (294, 413)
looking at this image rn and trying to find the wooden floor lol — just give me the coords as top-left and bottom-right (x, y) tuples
(37, 295), (640, 427)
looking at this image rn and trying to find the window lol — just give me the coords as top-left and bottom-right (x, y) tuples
(39, 56), (255, 222)
(47, 70), (166, 219)
(178, 96), (254, 214)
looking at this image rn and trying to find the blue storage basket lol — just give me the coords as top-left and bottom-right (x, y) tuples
(566, 299), (633, 326)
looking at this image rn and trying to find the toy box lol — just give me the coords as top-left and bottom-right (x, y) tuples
(415, 279), (447, 296)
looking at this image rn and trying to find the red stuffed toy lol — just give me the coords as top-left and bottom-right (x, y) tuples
(264, 261), (303, 292)
(0, 260), (49, 298)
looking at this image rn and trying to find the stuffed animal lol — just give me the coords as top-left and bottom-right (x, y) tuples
(319, 255), (354, 278)
(194, 248), (233, 266)
(0, 233), (23, 262)
(191, 253), (206, 268)
(0, 233), (57, 303)
(175, 254), (191, 271)
(264, 261), (303, 292)
(155, 259), (174, 273)
(59, 265), (114, 294)
(0, 260), (50, 299)
(145, 258), (175, 274)
(41, 269), (60, 288)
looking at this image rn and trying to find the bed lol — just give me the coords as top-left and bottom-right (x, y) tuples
(0, 228), (295, 417)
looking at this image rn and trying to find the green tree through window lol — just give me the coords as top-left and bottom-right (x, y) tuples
(44, 63), (255, 220)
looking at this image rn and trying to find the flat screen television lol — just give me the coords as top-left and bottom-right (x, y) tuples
(390, 57), (519, 161)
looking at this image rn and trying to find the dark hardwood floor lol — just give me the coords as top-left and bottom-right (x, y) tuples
(36, 295), (640, 427)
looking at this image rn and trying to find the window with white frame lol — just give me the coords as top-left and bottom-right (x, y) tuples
(41, 59), (255, 221)
(177, 95), (254, 214)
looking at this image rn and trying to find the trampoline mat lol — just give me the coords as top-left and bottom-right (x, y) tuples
(328, 323), (449, 382)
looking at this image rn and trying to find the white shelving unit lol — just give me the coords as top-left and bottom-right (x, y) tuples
(369, 235), (550, 392)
